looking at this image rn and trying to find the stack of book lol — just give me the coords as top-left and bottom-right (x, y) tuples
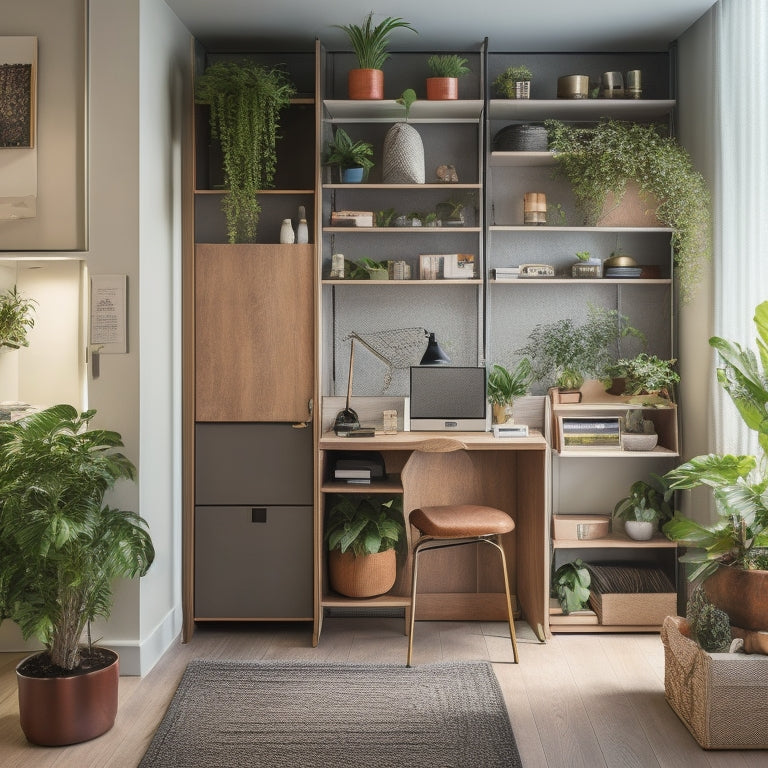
(334, 467), (372, 484)
(492, 266), (519, 280)
(560, 417), (621, 449)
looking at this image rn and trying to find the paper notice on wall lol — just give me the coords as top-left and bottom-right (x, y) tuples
(90, 274), (127, 353)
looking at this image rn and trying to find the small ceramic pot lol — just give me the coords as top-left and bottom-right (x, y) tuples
(624, 520), (654, 541)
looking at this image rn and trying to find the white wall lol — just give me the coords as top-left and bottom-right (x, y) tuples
(0, 0), (190, 676)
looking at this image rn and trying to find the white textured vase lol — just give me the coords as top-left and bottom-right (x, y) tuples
(383, 123), (425, 184)
(296, 219), (308, 243)
(279, 218), (295, 244)
(624, 520), (654, 541)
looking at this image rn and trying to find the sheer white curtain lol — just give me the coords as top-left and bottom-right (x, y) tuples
(713, 0), (768, 456)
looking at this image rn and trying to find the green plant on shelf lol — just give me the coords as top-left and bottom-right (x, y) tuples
(426, 54), (470, 79)
(493, 65), (532, 98)
(333, 12), (417, 71)
(552, 558), (591, 615)
(0, 286), (36, 350)
(545, 118), (711, 303)
(325, 495), (404, 557)
(613, 474), (676, 525)
(322, 127), (375, 178)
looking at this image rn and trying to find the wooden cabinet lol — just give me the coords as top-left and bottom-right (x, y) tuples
(195, 243), (314, 422)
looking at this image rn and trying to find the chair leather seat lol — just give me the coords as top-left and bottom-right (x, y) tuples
(409, 504), (514, 539)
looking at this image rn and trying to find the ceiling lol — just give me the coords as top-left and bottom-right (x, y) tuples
(163, 0), (717, 52)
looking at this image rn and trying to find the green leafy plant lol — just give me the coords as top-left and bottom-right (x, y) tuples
(375, 208), (397, 227)
(0, 405), (154, 671)
(662, 301), (768, 580)
(545, 119), (711, 302)
(323, 127), (375, 178)
(575, 251), (591, 262)
(325, 494), (404, 557)
(517, 304), (646, 390)
(346, 257), (388, 279)
(0, 286), (36, 350)
(613, 475), (676, 524)
(395, 88), (417, 121)
(552, 558), (591, 614)
(195, 61), (295, 243)
(494, 65), (532, 97)
(333, 12), (417, 70)
(606, 353), (680, 397)
(686, 584), (732, 652)
(426, 54), (470, 78)
(487, 359), (532, 406)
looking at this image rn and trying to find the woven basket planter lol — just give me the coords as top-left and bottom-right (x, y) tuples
(492, 123), (548, 152)
(383, 123), (425, 184)
(329, 549), (396, 598)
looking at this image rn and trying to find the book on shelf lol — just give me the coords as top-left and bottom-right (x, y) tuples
(560, 417), (621, 449)
(334, 468), (371, 479)
(330, 210), (374, 227)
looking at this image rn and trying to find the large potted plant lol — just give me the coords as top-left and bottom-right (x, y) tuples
(195, 60), (295, 243)
(323, 127), (375, 183)
(333, 12), (417, 100)
(425, 54), (470, 100)
(604, 353), (680, 400)
(662, 301), (768, 632)
(325, 493), (404, 598)
(487, 358), (532, 424)
(516, 303), (646, 396)
(0, 286), (36, 350)
(0, 404), (155, 746)
(545, 119), (711, 303)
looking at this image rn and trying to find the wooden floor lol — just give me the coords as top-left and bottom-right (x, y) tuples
(1, 618), (765, 767)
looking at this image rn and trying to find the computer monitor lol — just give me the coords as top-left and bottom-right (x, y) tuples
(407, 366), (489, 432)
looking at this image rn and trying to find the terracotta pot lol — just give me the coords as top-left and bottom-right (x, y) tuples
(329, 548), (396, 597)
(703, 566), (768, 632)
(426, 77), (458, 100)
(348, 69), (384, 100)
(16, 649), (119, 746)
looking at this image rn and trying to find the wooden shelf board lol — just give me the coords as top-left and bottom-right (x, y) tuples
(324, 183), (481, 190)
(195, 188), (314, 195)
(490, 151), (555, 167)
(488, 98), (675, 121)
(556, 446), (679, 458)
(321, 475), (404, 494)
(322, 279), (482, 286)
(323, 226), (482, 233)
(491, 278), (671, 285)
(552, 533), (677, 549)
(321, 593), (411, 609)
(324, 99), (484, 121)
(489, 225), (673, 232)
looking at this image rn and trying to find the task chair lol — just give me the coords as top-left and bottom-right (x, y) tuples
(404, 438), (519, 667)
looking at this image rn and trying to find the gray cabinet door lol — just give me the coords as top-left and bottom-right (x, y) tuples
(195, 422), (312, 505)
(194, 505), (313, 619)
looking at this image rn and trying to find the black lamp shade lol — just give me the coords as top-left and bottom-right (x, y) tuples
(420, 332), (451, 365)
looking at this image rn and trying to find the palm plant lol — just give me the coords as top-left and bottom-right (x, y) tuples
(662, 301), (768, 580)
(0, 405), (154, 671)
(487, 359), (533, 406)
(196, 61), (295, 243)
(333, 13), (417, 70)
(427, 55), (470, 78)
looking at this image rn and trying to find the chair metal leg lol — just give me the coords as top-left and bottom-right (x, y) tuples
(406, 539), (424, 667)
(488, 535), (519, 664)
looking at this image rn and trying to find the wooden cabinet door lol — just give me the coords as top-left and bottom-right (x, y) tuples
(195, 243), (314, 422)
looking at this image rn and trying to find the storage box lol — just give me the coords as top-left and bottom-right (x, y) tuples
(590, 591), (676, 626)
(661, 615), (768, 749)
(552, 514), (610, 540)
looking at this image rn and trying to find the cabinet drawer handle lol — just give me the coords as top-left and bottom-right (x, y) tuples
(251, 508), (267, 523)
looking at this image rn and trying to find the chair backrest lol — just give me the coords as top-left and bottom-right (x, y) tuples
(412, 437), (467, 453)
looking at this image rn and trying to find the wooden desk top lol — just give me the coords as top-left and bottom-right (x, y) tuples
(319, 429), (547, 451)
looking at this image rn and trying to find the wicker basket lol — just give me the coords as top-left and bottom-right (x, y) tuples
(662, 616), (768, 749)
(492, 123), (549, 152)
(328, 548), (396, 598)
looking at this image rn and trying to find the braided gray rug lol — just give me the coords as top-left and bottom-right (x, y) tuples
(139, 660), (521, 768)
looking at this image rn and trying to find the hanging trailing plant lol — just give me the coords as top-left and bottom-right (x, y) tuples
(546, 119), (711, 303)
(196, 61), (295, 243)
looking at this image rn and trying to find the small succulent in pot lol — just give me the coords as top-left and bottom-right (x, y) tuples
(494, 65), (533, 99)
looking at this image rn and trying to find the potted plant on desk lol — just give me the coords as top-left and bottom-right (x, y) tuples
(325, 494), (404, 597)
(487, 358), (532, 424)
(0, 405), (154, 746)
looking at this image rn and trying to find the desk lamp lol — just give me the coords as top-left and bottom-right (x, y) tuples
(420, 331), (451, 365)
(334, 336), (360, 434)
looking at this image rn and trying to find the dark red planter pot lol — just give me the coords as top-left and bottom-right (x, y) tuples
(703, 567), (768, 632)
(16, 649), (119, 746)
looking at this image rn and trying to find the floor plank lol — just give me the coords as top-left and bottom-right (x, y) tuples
(1, 620), (766, 767)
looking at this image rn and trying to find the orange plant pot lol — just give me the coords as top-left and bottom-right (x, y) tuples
(426, 77), (458, 100)
(348, 68), (384, 100)
(329, 548), (396, 597)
